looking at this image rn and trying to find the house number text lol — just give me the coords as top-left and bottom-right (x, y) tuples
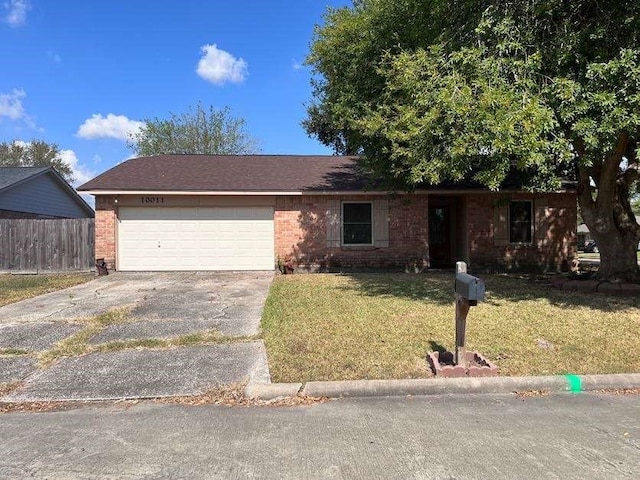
(141, 196), (165, 204)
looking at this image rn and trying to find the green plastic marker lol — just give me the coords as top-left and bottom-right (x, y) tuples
(565, 374), (582, 393)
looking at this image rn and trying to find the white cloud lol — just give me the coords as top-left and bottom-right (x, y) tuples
(0, 88), (35, 128)
(196, 44), (247, 85)
(59, 149), (95, 186)
(0, 88), (26, 120)
(76, 113), (144, 142)
(292, 59), (304, 71)
(4, 0), (30, 27)
(47, 51), (62, 64)
(59, 149), (96, 207)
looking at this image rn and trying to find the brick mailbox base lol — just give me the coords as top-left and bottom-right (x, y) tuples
(428, 351), (499, 378)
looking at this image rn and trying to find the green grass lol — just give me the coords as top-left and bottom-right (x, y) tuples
(262, 273), (640, 382)
(0, 273), (94, 307)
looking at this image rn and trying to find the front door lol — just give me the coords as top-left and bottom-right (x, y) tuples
(428, 204), (452, 268)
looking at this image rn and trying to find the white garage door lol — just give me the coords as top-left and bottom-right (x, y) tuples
(118, 207), (274, 271)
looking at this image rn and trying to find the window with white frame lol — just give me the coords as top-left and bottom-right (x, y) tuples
(509, 200), (533, 243)
(342, 202), (372, 245)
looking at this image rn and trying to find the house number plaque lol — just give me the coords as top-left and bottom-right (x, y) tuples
(140, 196), (165, 204)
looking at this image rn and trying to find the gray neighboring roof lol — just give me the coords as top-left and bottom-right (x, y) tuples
(78, 155), (368, 193)
(0, 166), (49, 192)
(0, 167), (94, 217)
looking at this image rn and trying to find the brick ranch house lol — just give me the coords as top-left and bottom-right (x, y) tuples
(78, 155), (577, 272)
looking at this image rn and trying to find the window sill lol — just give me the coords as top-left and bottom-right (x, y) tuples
(341, 245), (376, 251)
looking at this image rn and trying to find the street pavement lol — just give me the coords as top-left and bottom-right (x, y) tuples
(1, 392), (638, 479)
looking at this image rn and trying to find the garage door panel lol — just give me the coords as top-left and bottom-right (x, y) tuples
(118, 206), (274, 271)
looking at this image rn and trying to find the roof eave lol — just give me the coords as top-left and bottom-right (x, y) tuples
(79, 188), (576, 196)
(79, 189), (386, 196)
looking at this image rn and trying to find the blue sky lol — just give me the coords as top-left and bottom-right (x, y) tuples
(0, 0), (351, 187)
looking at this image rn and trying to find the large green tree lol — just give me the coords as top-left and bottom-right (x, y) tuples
(0, 140), (74, 183)
(305, 0), (640, 281)
(128, 103), (260, 156)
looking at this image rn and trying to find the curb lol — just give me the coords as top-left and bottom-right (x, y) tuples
(246, 374), (640, 400)
(245, 383), (303, 400)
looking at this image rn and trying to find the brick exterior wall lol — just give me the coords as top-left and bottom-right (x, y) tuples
(275, 194), (429, 271)
(467, 192), (577, 272)
(94, 196), (117, 270)
(93, 191), (576, 273)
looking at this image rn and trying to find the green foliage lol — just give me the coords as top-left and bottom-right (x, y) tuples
(306, 0), (640, 280)
(306, 0), (640, 190)
(359, 45), (572, 190)
(304, 0), (444, 156)
(128, 103), (260, 156)
(0, 140), (74, 183)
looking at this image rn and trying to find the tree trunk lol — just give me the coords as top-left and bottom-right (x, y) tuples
(578, 186), (640, 283)
(576, 140), (640, 283)
(589, 230), (640, 282)
(579, 192), (640, 283)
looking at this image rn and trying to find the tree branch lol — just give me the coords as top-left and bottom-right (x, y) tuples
(597, 132), (629, 213)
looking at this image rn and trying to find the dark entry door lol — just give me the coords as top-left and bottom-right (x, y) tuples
(428, 204), (452, 268)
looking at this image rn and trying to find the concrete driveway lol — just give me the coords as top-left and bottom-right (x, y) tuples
(0, 272), (274, 401)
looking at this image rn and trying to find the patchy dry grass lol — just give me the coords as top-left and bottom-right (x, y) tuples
(0, 348), (29, 356)
(157, 383), (328, 408)
(37, 308), (250, 367)
(0, 386), (328, 413)
(262, 273), (640, 383)
(0, 381), (21, 396)
(38, 308), (133, 367)
(0, 273), (94, 307)
(93, 331), (252, 353)
(38, 326), (102, 368)
(0, 399), (142, 414)
(578, 252), (640, 260)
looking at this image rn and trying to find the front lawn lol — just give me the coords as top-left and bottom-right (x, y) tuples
(261, 273), (640, 382)
(578, 252), (640, 260)
(0, 273), (94, 307)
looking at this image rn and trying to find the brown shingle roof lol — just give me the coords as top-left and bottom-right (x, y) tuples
(77, 155), (370, 192)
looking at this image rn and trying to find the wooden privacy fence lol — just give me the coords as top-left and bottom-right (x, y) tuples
(0, 218), (95, 273)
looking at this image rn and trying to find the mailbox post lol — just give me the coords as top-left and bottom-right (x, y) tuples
(454, 261), (485, 367)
